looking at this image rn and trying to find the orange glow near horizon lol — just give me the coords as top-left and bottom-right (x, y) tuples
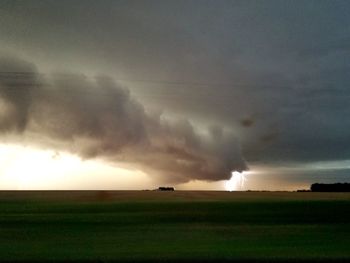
(0, 143), (153, 190)
(0, 143), (305, 191)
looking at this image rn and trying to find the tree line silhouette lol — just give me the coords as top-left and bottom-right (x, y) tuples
(311, 183), (350, 192)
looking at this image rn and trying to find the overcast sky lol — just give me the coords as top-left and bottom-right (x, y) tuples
(0, 0), (350, 190)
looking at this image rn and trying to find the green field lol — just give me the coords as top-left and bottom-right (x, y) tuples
(0, 191), (349, 262)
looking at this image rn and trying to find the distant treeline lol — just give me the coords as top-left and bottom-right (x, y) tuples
(158, 187), (175, 191)
(311, 183), (350, 192)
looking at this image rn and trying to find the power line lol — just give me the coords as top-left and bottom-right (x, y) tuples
(0, 71), (291, 89)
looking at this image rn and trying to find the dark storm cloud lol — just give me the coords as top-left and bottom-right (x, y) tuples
(1, 0), (350, 183)
(0, 56), (37, 132)
(0, 55), (247, 183)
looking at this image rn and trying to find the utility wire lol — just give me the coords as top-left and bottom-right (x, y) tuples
(0, 71), (290, 89)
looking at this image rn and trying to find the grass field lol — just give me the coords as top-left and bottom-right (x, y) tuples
(0, 191), (349, 262)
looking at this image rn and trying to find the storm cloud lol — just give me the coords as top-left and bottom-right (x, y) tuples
(0, 55), (247, 183)
(1, 0), (350, 188)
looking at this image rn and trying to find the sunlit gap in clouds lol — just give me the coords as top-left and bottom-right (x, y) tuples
(225, 171), (252, 191)
(0, 143), (152, 190)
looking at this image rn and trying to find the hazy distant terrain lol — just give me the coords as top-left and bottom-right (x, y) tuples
(0, 191), (349, 262)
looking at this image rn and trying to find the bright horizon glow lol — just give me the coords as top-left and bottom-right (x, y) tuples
(0, 143), (153, 190)
(0, 143), (264, 191)
(0, 144), (81, 189)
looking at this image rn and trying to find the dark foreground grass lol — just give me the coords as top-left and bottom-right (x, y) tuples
(0, 191), (349, 262)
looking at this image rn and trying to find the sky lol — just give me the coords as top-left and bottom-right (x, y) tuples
(0, 0), (349, 190)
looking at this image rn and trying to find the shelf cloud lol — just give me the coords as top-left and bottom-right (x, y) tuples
(0, 55), (247, 183)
